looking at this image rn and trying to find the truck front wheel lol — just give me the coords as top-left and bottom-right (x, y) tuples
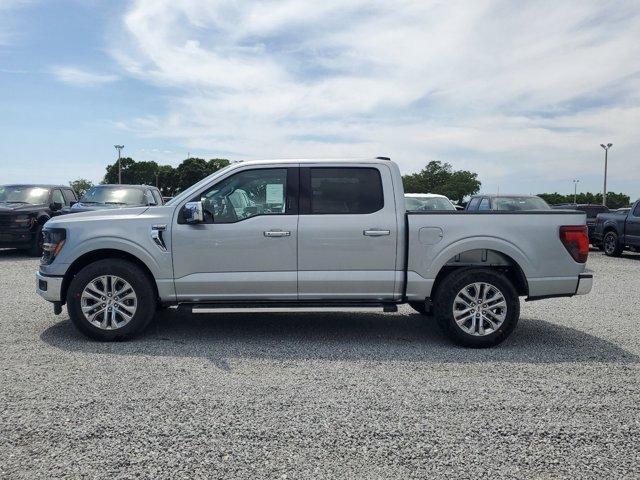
(66, 259), (157, 341)
(433, 268), (519, 348)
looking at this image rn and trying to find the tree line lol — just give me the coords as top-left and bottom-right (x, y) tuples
(70, 157), (231, 197)
(537, 192), (631, 209)
(67, 157), (632, 209)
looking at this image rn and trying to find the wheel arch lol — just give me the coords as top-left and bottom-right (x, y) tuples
(430, 248), (529, 299)
(61, 249), (159, 305)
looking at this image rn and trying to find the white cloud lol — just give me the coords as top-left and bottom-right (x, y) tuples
(110, 0), (640, 196)
(51, 65), (119, 86)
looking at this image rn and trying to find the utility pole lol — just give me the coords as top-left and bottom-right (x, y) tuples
(573, 179), (579, 205)
(114, 145), (125, 184)
(600, 143), (612, 206)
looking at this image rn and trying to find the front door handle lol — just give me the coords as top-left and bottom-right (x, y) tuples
(363, 229), (391, 236)
(264, 230), (291, 237)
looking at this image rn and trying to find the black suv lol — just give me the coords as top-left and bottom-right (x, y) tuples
(70, 184), (164, 212)
(0, 184), (77, 256)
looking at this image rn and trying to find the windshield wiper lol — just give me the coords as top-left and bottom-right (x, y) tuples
(78, 201), (99, 204)
(104, 201), (128, 205)
(0, 201), (29, 204)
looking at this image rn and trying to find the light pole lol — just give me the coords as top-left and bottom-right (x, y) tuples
(600, 143), (612, 206)
(114, 145), (125, 184)
(572, 179), (579, 205)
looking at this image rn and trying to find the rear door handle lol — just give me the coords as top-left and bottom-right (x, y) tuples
(363, 229), (391, 236)
(264, 230), (291, 237)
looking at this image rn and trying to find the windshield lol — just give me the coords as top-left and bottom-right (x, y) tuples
(405, 196), (457, 211)
(0, 186), (49, 204)
(80, 186), (145, 205)
(493, 196), (550, 211)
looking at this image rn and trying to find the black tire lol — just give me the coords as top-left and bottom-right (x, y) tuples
(433, 268), (520, 348)
(66, 259), (157, 341)
(408, 301), (430, 315)
(27, 224), (44, 257)
(603, 231), (623, 257)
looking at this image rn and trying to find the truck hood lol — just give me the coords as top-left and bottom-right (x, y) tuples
(46, 206), (152, 227)
(0, 202), (47, 214)
(69, 202), (146, 213)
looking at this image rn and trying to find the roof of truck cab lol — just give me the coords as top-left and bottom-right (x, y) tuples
(1, 184), (70, 189)
(232, 157), (393, 166)
(405, 193), (449, 198)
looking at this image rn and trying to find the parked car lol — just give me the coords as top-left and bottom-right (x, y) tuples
(404, 193), (458, 211)
(465, 195), (551, 211)
(70, 185), (163, 212)
(0, 184), (77, 256)
(593, 199), (640, 256)
(36, 158), (592, 347)
(551, 204), (609, 246)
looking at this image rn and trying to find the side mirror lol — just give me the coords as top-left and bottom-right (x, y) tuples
(183, 201), (204, 224)
(70, 201), (77, 207)
(50, 202), (62, 211)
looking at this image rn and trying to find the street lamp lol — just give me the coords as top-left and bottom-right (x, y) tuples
(114, 145), (125, 184)
(600, 143), (612, 206)
(572, 179), (579, 205)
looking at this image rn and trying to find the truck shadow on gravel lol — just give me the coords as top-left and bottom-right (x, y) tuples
(40, 310), (638, 370)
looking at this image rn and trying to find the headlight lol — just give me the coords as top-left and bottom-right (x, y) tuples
(14, 214), (33, 226)
(41, 228), (66, 265)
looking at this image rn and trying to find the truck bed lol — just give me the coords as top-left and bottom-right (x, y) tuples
(404, 210), (588, 300)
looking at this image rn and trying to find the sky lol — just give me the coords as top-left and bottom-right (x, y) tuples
(1, 0), (639, 199)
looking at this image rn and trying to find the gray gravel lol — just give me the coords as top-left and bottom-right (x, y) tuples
(1, 248), (639, 479)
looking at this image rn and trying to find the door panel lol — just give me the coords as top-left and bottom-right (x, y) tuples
(171, 166), (298, 301)
(626, 204), (640, 246)
(297, 165), (398, 300)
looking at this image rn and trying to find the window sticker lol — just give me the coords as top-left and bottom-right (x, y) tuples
(266, 184), (284, 204)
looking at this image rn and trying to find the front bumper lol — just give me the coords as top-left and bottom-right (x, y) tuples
(575, 273), (593, 295)
(36, 271), (63, 302)
(0, 229), (35, 247)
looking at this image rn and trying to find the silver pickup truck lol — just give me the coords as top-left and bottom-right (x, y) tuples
(36, 158), (592, 347)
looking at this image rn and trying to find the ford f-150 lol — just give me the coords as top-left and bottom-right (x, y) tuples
(35, 158), (592, 347)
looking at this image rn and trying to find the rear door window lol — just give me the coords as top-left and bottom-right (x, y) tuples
(478, 198), (491, 211)
(467, 198), (481, 210)
(62, 189), (76, 205)
(308, 168), (383, 214)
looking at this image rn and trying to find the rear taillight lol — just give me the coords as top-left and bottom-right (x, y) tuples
(559, 225), (589, 263)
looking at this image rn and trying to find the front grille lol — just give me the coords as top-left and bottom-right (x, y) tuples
(0, 214), (11, 227)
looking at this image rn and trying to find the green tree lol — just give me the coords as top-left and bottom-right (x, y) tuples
(103, 157), (137, 184)
(69, 179), (94, 197)
(537, 192), (631, 209)
(402, 161), (481, 203)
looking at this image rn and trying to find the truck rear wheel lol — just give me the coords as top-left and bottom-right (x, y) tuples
(603, 231), (623, 257)
(433, 268), (519, 348)
(66, 259), (157, 341)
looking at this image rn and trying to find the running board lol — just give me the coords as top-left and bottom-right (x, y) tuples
(184, 301), (398, 314)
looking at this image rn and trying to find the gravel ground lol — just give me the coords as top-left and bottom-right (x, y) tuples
(1, 249), (639, 479)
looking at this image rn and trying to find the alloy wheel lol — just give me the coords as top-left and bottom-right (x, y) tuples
(80, 275), (137, 330)
(452, 282), (507, 336)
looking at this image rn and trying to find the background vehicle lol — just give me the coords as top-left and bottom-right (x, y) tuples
(466, 194), (550, 211)
(0, 184), (77, 256)
(70, 185), (163, 212)
(593, 199), (640, 256)
(551, 204), (609, 246)
(404, 193), (457, 211)
(36, 158), (591, 348)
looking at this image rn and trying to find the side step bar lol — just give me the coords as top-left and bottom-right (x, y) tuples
(183, 301), (399, 314)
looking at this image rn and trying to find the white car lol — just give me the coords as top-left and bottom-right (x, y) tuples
(405, 193), (458, 211)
